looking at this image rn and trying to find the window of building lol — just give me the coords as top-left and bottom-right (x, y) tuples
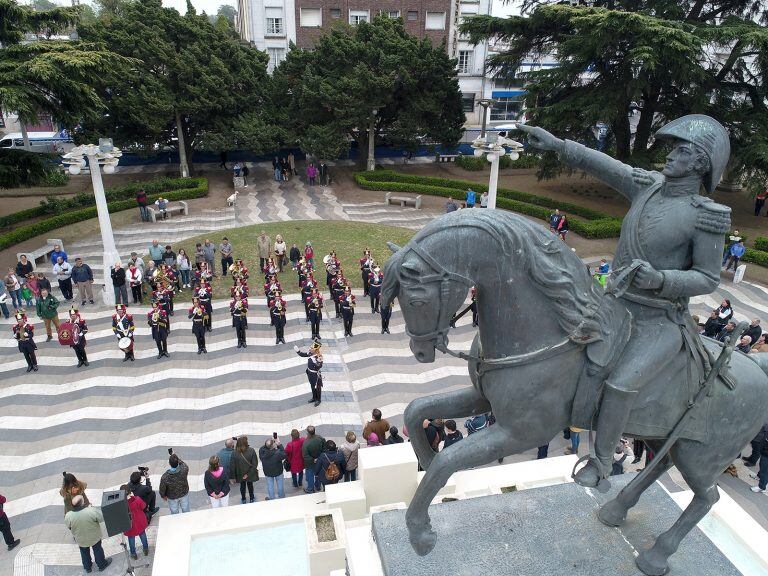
(300, 7), (322, 27)
(490, 96), (524, 121)
(407, 10), (418, 21)
(330, 8), (341, 18)
(461, 93), (475, 112)
(458, 50), (472, 74)
(349, 9), (369, 25)
(267, 47), (286, 73)
(425, 11), (446, 30)
(460, 3), (479, 15)
(265, 7), (284, 35)
(382, 10), (400, 18)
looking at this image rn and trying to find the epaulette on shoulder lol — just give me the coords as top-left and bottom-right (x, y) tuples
(692, 196), (731, 234)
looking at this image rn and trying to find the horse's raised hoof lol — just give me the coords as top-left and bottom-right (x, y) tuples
(408, 524), (437, 556)
(573, 461), (601, 488)
(636, 548), (670, 576)
(597, 499), (627, 527)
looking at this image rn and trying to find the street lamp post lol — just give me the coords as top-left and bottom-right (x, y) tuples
(471, 100), (524, 210)
(367, 108), (378, 172)
(62, 139), (122, 306)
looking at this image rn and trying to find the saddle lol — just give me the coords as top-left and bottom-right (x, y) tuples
(570, 289), (723, 442)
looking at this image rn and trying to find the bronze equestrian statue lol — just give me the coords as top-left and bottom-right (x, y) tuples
(382, 115), (768, 575)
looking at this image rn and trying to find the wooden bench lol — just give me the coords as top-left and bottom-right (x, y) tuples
(17, 239), (64, 271)
(147, 201), (188, 223)
(385, 192), (422, 210)
(437, 154), (460, 163)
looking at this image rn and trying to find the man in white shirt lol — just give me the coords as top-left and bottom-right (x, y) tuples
(52, 256), (73, 301)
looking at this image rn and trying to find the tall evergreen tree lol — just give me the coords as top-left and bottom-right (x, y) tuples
(462, 1), (768, 188)
(0, 0), (126, 146)
(79, 0), (271, 176)
(272, 15), (465, 163)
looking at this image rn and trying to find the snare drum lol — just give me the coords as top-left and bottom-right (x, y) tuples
(118, 337), (132, 351)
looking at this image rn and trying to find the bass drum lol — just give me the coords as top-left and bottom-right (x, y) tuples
(57, 322), (75, 346)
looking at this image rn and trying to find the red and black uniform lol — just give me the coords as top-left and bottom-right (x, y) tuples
(147, 307), (170, 358)
(270, 300), (287, 344)
(230, 298), (248, 348)
(380, 301), (393, 334)
(197, 283), (213, 331)
(112, 306), (135, 362)
(264, 278), (282, 310)
(0, 493), (20, 550)
(308, 293), (323, 340)
(69, 311), (89, 368)
(368, 269), (384, 313)
(301, 278), (316, 322)
(331, 277), (346, 318)
(360, 255), (373, 296)
(188, 300), (208, 354)
(470, 286), (478, 327)
(13, 315), (37, 372)
(341, 290), (356, 337)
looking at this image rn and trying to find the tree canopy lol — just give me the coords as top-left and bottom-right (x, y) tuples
(78, 0), (271, 176)
(0, 0), (127, 132)
(272, 15), (465, 162)
(462, 1), (768, 189)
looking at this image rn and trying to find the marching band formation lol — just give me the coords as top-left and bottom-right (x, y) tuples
(9, 248), (396, 386)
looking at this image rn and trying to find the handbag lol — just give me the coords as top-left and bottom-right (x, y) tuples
(283, 459), (291, 472)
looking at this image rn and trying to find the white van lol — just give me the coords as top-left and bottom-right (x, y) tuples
(0, 131), (75, 153)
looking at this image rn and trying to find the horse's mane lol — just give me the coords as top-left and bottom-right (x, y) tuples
(410, 210), (603, 338)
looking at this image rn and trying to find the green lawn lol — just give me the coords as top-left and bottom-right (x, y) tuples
(167, 220), (415, 302)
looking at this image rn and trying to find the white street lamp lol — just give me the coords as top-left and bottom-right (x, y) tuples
(470, 100), (524, 210)
(62, 139), (123, 306)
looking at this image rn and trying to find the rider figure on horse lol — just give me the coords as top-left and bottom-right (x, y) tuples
(519, 115), (732, 488)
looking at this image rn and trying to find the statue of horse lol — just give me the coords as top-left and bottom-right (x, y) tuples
(382, 209), (768, 576)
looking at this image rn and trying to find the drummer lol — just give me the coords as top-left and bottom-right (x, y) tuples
(112, 303), (135, 362)
(12, 311), (38, 373)
(68, 307), (89, 368)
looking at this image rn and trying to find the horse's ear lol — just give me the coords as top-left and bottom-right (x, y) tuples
(387, 242), (402, 254)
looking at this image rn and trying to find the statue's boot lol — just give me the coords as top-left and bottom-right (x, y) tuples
(573, 385), (637, 489)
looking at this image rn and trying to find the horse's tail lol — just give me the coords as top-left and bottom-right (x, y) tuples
(748, 353), (768, 378)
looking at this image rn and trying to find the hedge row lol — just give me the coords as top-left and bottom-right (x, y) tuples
(743, 248), (768, 267)
(0, 180), (208, 251)
(359, 170), (610, 221)
(0, 176), (206, 229)
(455, 154), (540, 172)
(355, 170), (622, 238)
(753, 236), (768, 252)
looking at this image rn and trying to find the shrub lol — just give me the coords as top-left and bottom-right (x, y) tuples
(454, 155), (486, 171)
(0, 149), (67, 188)
(454, 154), (540, 171)
(743, 248), (768, 267)
(0, 176), (206, 229)
(752, 237), (768, 252)
(0, 179), (208, 251)
(355, 170), (622, 239)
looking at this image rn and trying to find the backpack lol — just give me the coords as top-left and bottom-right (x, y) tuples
(324, 454), (341, 483)
(466, 413), (495, 435)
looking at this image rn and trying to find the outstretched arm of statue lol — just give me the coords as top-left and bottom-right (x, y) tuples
(516, 124), (641, 201)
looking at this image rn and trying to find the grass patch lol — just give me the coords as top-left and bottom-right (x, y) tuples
(167, 220), (415, 302)
(500, 485), (518, 493)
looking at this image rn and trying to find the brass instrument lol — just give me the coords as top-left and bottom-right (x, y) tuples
(152, 311), (160, 322)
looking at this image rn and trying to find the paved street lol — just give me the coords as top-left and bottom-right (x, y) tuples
(1, 169), (767, 575)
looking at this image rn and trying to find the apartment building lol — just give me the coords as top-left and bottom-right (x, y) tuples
(236, 0), (541, 126)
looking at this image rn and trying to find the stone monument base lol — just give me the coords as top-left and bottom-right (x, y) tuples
(371, 476), (742, 576)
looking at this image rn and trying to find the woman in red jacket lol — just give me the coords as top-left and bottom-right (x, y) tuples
(284, 429), (306, 489)
(121, 485), (149, 559)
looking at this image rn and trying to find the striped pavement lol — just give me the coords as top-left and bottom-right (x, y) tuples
(4, 172), (768, 575)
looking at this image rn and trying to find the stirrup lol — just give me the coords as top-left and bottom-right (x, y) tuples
(571, 454), (611, 493)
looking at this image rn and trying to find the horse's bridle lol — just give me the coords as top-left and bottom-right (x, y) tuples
(399, 242), (580, 371)
(400, 243), (473, 348)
